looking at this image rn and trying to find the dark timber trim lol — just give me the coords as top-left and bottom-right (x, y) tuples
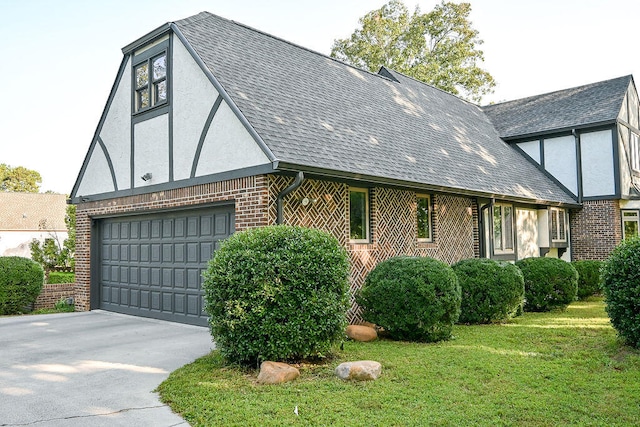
(191, 95), (223, 178)
(97, 137), (119, 192)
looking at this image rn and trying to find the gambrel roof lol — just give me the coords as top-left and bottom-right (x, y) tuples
(483, 75), (632, 139)
(172, 12), (576, 205)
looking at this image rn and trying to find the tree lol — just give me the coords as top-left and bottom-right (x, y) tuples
(0, 163), (42, 192)
(331, 0), (495, 103)
(30, 204), (76, 272)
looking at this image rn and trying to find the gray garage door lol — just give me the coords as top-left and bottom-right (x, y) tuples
(97, 206), (234, 326)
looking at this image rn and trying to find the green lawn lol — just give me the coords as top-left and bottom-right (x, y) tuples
(158, 298), (640, 426)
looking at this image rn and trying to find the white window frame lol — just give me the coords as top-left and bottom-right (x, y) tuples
(492, 203), (514, 254)
(622, 210), (640, 240)
(349, 187), (370, 243)
(631, 132), (640, 172)
(416, 194), (432, 243)
(550, 207), (568, 243)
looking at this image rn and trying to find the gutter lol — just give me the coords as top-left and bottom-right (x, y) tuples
(276, 171), (304, 224)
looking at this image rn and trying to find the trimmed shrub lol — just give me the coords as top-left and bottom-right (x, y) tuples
(601, 237), (640, 348)
(572, 260), (603, 299)
(203, 225), (349, 365)
(47, 272), (75, 284)
(0, 256), (45, 315)
(453, 258), (524, 324)
(515, 257), (578, 312)
(356, 256), (460, 342)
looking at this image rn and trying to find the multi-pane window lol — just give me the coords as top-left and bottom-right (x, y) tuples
(134, 52), (167, 112)
(416, 195), (432, 242)
(550, 208), (567, 242)
(632, 133), (640, 172)
(349, 188), (369, 242)
(622, 210), (640, 239)
(493, 203), (514, 253)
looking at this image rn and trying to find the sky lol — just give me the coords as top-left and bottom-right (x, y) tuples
(2, 0), (640, 194)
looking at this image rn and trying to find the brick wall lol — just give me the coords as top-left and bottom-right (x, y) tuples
(34, 283), (76, 309)
(74, 175), (269, 311)
(268, 176), (476, 322)
(570, 199), (622, 260)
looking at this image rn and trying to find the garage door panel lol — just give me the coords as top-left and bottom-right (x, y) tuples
(97, 205), (233, 326)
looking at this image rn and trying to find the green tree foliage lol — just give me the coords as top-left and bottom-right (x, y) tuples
(331, 0), (495, 103)
(0, 163), (42, 192)
(30, 204), (76, 272)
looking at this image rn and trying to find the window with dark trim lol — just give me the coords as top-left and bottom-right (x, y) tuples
(493, 203), (514, 253)
(622, 210), (639, 239)
(632, 133), (640, 172)
(550, 207), (568, 243)
(416, 194), (432, 242)
(134, 51), (167, 113)
(349, 188), (369, 242)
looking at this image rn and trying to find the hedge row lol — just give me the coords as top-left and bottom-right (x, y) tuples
(0, 256), (44, 315)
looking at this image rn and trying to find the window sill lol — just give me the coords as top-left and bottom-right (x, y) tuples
(132, 103), (169, 124)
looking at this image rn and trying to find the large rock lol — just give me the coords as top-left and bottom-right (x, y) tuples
(345, 325), (378, 342)
(257, 361), (300, 384)
(335, 361), (382, 381)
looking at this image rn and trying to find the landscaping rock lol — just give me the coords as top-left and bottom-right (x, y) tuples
(257, 361), (300, 384)
(335, 360), (382, 381)
(345, 325), (378, 342)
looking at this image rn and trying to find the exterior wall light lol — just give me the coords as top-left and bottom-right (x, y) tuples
(141, 173), (152, 181)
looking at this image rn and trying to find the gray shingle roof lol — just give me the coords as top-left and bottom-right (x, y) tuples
(174, 12), (576, 205)
(0, 193), (67, 231)
(483, 75), (631, 139)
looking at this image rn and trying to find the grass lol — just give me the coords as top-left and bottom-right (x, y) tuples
(158, 298), (640, 426)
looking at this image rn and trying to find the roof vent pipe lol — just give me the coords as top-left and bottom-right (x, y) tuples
(276, 171), (304, 224)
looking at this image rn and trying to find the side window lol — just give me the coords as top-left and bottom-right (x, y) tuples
(632, 133), (640, 172)
(493, 203), (514, 253)
(416, 194), (432, 242)
(133, 44), (168, 114)
(622, 210), (640, 239)
(550, 208), (568, 243)
(349, 188), (369, 243)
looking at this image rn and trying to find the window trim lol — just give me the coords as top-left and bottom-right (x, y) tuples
(550, 207), (568, 243)
(132, 41), (169, 116)
(632, 132), (640, 173)
(416, 194), (433, 243)
(492, 203), (515, 255)
(349, 187), (370, 243)
(622, 209), (640, 240)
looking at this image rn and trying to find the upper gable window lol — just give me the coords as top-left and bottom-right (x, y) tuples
(631, 132), (640, 172)
(132, 38), (169, 115)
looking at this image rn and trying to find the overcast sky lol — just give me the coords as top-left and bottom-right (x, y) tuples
(2, 0), (639, 194)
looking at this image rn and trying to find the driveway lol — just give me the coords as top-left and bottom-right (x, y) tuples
(0, 311), (214, 426)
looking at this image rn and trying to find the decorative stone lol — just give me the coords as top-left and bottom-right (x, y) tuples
(335, 360), (382, 381)
(257, 361), (300, 384)
(345, 325), (378, 342)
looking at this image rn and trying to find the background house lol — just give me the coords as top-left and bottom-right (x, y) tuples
(0, 193), (68, 258)
(484, 75), (640, 260)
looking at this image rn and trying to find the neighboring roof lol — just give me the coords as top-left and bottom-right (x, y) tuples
(172, 12), (576, 205)
(483, 75), (632, 139)
(0, 193), (68, 231)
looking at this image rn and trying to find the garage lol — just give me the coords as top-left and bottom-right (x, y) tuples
(96, 205), (234, 326)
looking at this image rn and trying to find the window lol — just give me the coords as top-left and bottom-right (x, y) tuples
(416, 195), (432, 242)
(493, 203), (514, 253)
(349, 188), (369, 242)
(622, 210), (640, 239)
(550, 208), (568, 242)
(632, 133), (640, 172)
(134, 52), (167, 113)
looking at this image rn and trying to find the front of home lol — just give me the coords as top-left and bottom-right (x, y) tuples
(70, 12), (618, 326)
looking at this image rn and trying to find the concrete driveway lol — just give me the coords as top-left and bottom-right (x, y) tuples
(0, 311), (214, 426)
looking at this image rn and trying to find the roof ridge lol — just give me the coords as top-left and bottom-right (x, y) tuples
(176, 11), (398, 84)
(485, 74), (632, 108)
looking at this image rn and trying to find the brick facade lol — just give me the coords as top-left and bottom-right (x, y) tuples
(268, 176), (477, 323)
(74, 175), (269, 311)
(570, 199), (622, 260)
(34, 283), (76, 309)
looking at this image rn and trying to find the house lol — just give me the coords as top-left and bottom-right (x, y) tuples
(0, 193), (68, 258)
(483, 75), (640, 260)
(70, 12), (581, 326)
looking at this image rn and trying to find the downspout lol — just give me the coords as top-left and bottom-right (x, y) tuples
(478, 200), (492, 258)
(276, 171), (304, 224)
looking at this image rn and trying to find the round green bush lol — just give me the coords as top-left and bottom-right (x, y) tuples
(515, 257), (578, 312)
(203, 225), (349, 365)
(452, 258), (524, 324)
(601, 237), (640, 348)
(356, 256), (460, 342)
(0, 256), (45, 315)
(572, 260), (603, 299)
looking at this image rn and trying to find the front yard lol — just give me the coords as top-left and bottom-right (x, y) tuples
(158, 298), (640, 426)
